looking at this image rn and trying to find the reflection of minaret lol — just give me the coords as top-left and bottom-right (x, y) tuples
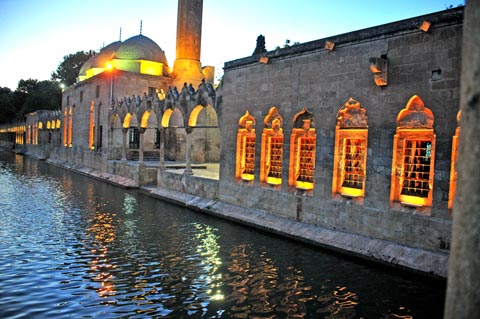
(173, 0), (214, 87)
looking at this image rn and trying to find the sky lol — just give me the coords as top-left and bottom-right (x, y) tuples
(0, 0), (464, 90)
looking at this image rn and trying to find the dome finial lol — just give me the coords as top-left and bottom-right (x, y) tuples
(119, 27), (122, 41)
(140, 20), (143, 35)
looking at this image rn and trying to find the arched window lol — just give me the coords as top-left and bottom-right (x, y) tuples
(332, 98), (368, 200)
(68, 107), (73, 147)
(289, 108), (316, 192)
(27, 125), (31, 144)
(89, 102), (95, 150)
(261, 107), (284, 187)
(63, 109), (68, 147)
(33, 123), (38, 145)
(448, 110), (461, 212)
(236, 111), (256, 181)
(390, 95), (436, 209)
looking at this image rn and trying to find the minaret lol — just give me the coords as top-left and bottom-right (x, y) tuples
(172, 0), (207, 87)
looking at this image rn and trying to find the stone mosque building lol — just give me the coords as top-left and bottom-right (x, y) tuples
(0, 1), (467, 278)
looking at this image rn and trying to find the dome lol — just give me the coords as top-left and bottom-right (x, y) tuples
(78, 41), (121, 79)
(78, 55), (94, 77)
(77, 34), (170, 82)
(115, 35), (169, 67)
(90, 41), (122, 69)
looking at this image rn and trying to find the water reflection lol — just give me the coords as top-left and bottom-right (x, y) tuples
(0, 151), (446, 318)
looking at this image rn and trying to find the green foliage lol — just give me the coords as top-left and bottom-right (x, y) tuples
(0, 79), (61, 124)
(19, 80), (62, 116)
(0, 87), (16, 124)
(51, 50), (95, 86)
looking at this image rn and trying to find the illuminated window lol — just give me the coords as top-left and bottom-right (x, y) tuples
(260, 107), (284, 186)
(332, 98), (368, 200)
(27, 125), (31, 144)
(448, 110), (461, 211)
(89, 102), (95, 150)
(236, 111), (256, 181)
(68, 107), (73, 147)
(390, 95), (436, 209)
(63, 110), (68, 147)
(33, 123), (37, 145)
(129, 127), (139, 149)
(289, 108), (316, 192)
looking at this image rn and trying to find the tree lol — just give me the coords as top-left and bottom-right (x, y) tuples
(18, 80), (61, 117)
(51, 50), (95, 86)
(0, 87), (15, 124)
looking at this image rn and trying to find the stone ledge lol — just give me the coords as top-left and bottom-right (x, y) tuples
(141, 186), (448, 278)
(46, 159), (138, 188)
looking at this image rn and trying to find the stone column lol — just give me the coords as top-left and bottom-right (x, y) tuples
(445, 1), (480, 318)
(184, 127), (193, 175)
(159, 127), (166, 170)
(138, 128), (145, 163)
(121, 128), (128, 160)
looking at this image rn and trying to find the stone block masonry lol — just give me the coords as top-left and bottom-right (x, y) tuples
(218, 7), (463, 277)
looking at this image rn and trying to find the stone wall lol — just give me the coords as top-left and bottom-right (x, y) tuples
(157, 170), (219, 200)
(218, 8), (463, 255)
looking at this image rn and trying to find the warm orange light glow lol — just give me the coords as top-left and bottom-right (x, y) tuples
(260, 107), (284, 186)
(188, 105), (203, 127)
(289, 109), (316, 192)
(89, 102), (95, 150)
(68, 107), (73, 147)
(106, 62), (113, 70)
(63, 110), (68, 146)
(448, 110), (461, 211)
(236, 111), (256, 181)
(332, 98), (368, 200)
(390, 96), (435, 209)
(161, 109), (173, 128)
(123, 113), (132, 129)
(140, 111), (150, 129)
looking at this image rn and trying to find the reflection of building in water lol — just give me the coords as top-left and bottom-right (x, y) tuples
(0, 4), (467, 276)
(86, 211), (117, 297)
(223, 244), (314, 317)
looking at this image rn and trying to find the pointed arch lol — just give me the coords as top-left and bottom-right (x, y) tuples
(332, 98), (368, 200)
(68, 107), (73, 147)
(188, 104), (220, 163)
(390, 95), (436, 210)
(449, 110), (461, 211)
(123, 113), (132, 129)
(289, 108), (316, 192)
(63, 109), (68, 146)
(261, 107), (284, 186)
(89, 101), (95, 150)
(236, 111), (256, 181)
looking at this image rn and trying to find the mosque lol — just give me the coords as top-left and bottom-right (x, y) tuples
(0, 1), (467, 278)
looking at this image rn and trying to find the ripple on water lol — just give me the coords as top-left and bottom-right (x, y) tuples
(0, 152), (446, 318)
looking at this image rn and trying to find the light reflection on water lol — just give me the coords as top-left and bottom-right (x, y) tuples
(0, 151), (445, 318)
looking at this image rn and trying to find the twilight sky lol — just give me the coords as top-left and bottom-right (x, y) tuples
(0, 0), (463, 90)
